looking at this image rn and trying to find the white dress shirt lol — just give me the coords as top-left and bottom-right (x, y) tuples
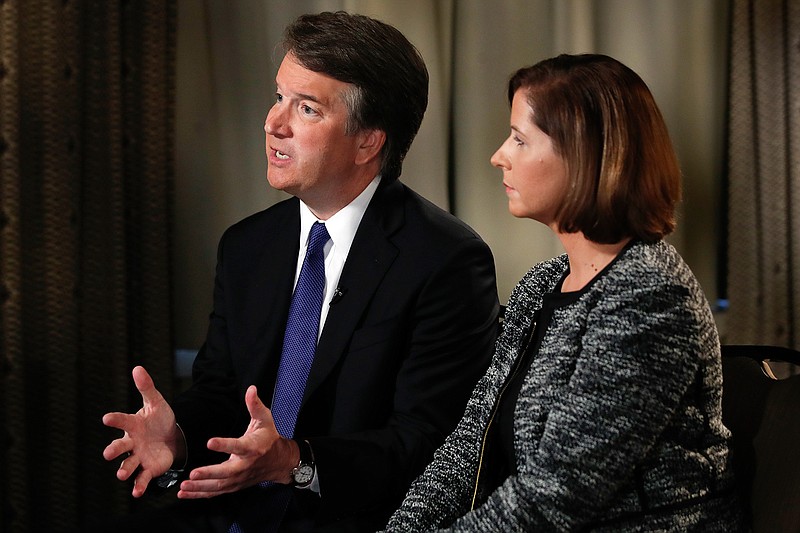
(295, 175), (380, 337)
(292, 175), (381, 493)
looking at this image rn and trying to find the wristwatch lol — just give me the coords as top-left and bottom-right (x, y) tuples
(290, 439), (315, 488)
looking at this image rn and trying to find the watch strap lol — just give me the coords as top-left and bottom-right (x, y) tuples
(297, 439), (314, 466)
(291, 439), (316, 488)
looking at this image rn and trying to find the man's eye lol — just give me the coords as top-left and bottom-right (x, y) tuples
(301, 104), (316, 115)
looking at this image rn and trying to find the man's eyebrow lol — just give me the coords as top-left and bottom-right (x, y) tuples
(296, 92), (321, 104)
(275, 84), (322, 104)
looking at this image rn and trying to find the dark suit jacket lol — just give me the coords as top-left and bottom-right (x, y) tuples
(171, 179), (499, 531)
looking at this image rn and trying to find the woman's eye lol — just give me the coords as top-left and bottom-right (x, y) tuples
(513, 136), (524, 146)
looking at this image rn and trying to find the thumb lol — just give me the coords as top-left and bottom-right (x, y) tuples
(245, 385), (271, 422)
(132, 365), (164, 405)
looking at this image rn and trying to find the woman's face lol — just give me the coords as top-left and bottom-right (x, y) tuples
(491, 89), (568, 228)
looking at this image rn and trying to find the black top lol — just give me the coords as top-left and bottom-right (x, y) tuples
(474, 273), (582, 505)
(497, 279), (582, 469)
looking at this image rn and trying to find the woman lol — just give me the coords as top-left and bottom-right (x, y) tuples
(384, 54), (744, 531)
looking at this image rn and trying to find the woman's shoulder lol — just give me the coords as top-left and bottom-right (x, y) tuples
(608, 240), (696, 288)
(595, 241), (712, 318)
(505, 254), (569, 313)
(520, 254), (569, 292)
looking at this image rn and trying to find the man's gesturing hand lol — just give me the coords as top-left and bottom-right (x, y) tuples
(102, 365), (183, 498)
(176, 385), (299, 499)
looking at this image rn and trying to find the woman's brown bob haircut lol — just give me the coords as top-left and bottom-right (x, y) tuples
(508, 54), (681, 244)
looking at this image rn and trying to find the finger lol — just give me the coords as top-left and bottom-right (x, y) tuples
(206, 436), (252, 456)
(116, 454), (140, 481)
(244, 387), (279, 434)
(102, 412), (133, 432)
(177, 478), (235, 499)
(187, 462), (234, 481)
(244, 385), (270, 420)
(103, 438), (132, 461)
(132, 469), (153, 498)
(177, 487), (227, 499)
(181, 477), (230, 492)
(131, 365), (165, 406)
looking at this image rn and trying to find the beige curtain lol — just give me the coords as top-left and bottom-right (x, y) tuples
(0, 1), (176, 531)
(727, 0), (800, 349)
(175, 0), (730, 348)
(450, 0), (730, 301)
(4, 0), (788, 529)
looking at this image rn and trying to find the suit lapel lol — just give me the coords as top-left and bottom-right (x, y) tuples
(246, 202), (301, 395)
(301, 180), (405, 405)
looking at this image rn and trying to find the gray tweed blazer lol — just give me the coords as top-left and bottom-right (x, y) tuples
(385, 241), (745, 532)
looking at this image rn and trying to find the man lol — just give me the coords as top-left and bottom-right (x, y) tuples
(101, 11), (498, 532)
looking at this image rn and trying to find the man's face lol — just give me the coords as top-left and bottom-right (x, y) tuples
(264, 54), (367, 212)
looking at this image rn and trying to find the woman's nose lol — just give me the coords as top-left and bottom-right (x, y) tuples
(490, 145), (508, 169)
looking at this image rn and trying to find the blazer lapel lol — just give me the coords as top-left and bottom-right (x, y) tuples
(300, 180), (404, 405)
(245, 202), (301, 393)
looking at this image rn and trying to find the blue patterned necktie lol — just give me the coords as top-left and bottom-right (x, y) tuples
(229, 221), (329, 533)
(271, 220), (330, 438)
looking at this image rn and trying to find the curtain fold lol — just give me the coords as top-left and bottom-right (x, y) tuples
(727, 0), (800, 348)
(0, 1), (176, 531)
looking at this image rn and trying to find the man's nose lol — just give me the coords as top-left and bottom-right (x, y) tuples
(264, 106), (288, 137)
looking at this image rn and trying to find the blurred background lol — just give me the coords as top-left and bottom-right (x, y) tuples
(1, 0), (797, 531)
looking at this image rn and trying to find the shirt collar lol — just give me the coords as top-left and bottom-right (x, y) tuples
(298, 175), (381, 251)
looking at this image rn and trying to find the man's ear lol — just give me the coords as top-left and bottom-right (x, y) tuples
(355, 129), (386, 166)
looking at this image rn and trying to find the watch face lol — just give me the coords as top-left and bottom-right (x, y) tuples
(293, 464), (314, 485)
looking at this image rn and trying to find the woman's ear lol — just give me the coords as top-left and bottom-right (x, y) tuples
(355, 129), (386, 166)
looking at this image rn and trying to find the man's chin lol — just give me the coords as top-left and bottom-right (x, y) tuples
(266, 173), (294, 194)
